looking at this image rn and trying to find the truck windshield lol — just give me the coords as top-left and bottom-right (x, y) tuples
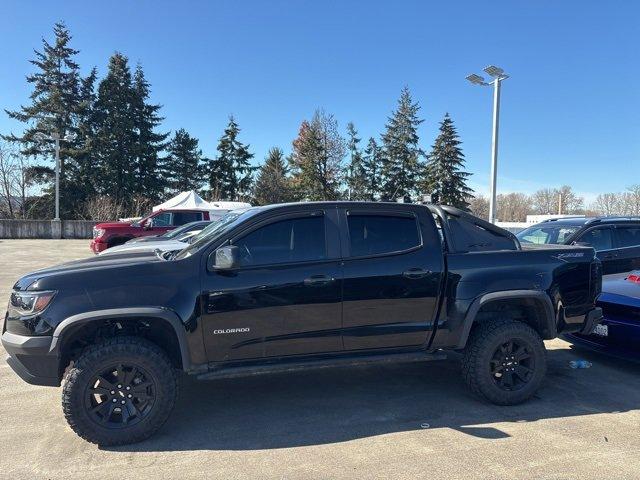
(163, 221), (205, 239)
(516, 225), (580, 245)
(174, 208), (257, 259)
(130, 214), (152, 227)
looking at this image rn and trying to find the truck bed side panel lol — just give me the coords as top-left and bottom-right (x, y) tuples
(429, 246), (597, 349)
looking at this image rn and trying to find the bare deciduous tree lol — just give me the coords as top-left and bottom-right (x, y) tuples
(469, 194), (489, 220)
(530, 188), (556, 214)
(84, 196), (124, 221)
(591, 185), (640, 216)
(530, 186), (583, 215)
(622, 184), (640, 215)
(496, 192), (531, 222)
(557, 185), (584, 214)
(0, 140), (33, 219)
(592, 193), (621, 216)
(0, 141), (16, 218)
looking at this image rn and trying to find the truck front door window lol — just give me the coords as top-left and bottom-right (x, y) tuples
(234, 216), (327, 266)
(578, 228), (613, 251)
(152, 212), (172, 227)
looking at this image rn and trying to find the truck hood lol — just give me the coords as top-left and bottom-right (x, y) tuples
(95, 221), (134, 229)
(100, 240), (187, 256)
(13, 252), (161, 291)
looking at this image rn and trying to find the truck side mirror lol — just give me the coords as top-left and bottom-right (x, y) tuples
(143, 219), (153, 230)
(211, 245), (240, 270)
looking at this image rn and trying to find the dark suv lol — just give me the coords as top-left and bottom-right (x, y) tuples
(517, 217), (640, 275)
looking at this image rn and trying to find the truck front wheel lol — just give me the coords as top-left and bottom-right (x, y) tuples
(62, 336), (177, 445)
(462, 318), (547, 405)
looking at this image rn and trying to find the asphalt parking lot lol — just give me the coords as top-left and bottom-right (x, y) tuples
(1, 239), (640, 479)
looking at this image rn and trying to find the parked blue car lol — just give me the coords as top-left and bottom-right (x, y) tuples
(567, 271), (640, 359)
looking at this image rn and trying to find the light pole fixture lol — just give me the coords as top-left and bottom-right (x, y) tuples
(34, 130), (77, 221)
(466, 65), (509, 224)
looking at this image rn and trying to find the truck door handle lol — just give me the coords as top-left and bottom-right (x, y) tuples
(402, 268), (430, 279)
(303, 275), (335, 286)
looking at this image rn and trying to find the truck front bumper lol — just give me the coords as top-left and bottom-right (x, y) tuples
(579, 307), (604, 335)
(1, 331), (59, 386)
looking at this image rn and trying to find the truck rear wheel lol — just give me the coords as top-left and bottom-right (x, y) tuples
(62, 336), (177, 445)
(462, 318), (547, 405)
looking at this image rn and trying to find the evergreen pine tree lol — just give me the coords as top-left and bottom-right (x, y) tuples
(425, 113), (473, 210)
(3, 22), (83, 217)
(164, 129), (205, 194)
(253, 147), (294, 205)
(289, 110), (345, 201)
(92, 52), (137, 206)
(345, 122), (367, 200)
(131, 64), (169, 202)
(68, 67), (99, 210)
(380, 86), (425, 202)
(208, 116), (256, 201)
(362, 137), (382, 201)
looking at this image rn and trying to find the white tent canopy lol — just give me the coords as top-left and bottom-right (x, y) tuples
(152, 191), (250, 212)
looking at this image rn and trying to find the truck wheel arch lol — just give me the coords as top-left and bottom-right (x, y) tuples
(50, 308), (192, 377)
(106, 236), (134, 248)
(456, 290), (556, 349)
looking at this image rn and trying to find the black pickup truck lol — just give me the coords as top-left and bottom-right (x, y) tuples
(2, 202), (602, 445)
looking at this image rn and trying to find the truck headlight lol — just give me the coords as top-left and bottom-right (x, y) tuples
(93, 228), (105, 239)
(8, 291), (56, 317)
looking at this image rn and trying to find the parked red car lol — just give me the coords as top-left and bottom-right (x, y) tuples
(90, 209), (216, 253)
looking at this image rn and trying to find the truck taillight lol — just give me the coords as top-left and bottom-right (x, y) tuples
(591, 260), (602, 299)
(627, 272), (640, 284)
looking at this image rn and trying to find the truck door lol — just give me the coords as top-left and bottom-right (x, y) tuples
(574, 226), (617, 274)
(612, 225), (640, 273)
(340, 207), (444, 351)
(202, 209), (343, 361)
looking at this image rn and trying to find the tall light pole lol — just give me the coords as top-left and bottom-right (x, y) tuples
(466, 65), (509, 224)
(34, 131), (76, 221)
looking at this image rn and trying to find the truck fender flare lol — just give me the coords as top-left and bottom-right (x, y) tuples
(455, 290), (556, 349)
(49, 307), (191, 371)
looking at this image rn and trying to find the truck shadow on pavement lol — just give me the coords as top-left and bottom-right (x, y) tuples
(108, 346), (640, 452)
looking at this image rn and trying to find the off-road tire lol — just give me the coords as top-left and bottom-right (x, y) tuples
(462, 318), (547, 405)
(62, 336), (177, 445)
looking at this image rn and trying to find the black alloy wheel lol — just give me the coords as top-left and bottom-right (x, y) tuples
(490, 339), (535, 391)
(85, 363), (156, 428)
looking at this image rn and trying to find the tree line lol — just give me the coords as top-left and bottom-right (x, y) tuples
(0, 22), (473, 220)
(470, 184), (640, 222)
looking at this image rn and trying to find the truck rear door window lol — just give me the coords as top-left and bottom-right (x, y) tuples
(347, 214), (420, 257)
(616, 226), (640, 248)
(173, 211), (203, 226)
